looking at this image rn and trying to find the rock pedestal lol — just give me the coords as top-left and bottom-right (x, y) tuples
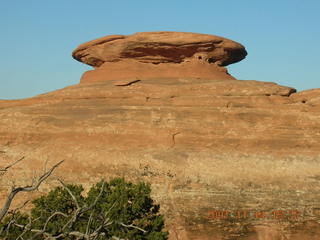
(1, 32), (320, 240)
(72, 31), (247, 83)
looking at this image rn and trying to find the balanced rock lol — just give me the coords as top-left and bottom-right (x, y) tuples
(72, 31), (247, 83)
(1, 32), (320, 240)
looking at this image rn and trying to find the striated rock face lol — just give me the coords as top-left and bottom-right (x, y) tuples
(1, 32), (320, 239)
(72, 32), (246, 67)
(72, 32), (247, 83)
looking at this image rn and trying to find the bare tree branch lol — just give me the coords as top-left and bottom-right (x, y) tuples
(0, 157), (25, 176)
(85, 182), (105, 236)
(0, 160), (64, 221)
(118, 222), (147, 233)
(58, 179), (80, 209)
(43, 212), (68, 232)
(1, 175), (151, 240)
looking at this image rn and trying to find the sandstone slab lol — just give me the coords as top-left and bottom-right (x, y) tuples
(72, 32), (247, 83)
(72, 32), (247, 67)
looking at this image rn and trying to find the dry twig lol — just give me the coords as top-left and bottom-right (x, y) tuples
(0, 160), (64, 221)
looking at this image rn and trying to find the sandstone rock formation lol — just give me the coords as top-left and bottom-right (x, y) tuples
(72, 31), (247, 83)
(1, 32), (320, 240)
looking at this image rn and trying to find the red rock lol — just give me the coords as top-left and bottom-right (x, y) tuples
(72, 32), (247, 83)
(1, 32), (320, 240)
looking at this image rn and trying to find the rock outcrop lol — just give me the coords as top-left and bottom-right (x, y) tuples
(1, 32), (320, 240)
(72, 32), (247, 83)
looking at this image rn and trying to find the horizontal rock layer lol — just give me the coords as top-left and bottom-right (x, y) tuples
(1, 78), (320, 239)
(79, 60), (236, 83)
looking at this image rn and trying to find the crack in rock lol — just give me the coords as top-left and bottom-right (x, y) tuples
(171, 132), (181, 147)
(114, 79), (141, 86)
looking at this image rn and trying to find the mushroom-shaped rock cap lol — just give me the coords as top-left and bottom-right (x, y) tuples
(72, 31), (247, 67)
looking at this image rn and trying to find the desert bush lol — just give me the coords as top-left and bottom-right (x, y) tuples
(0, 178), (168, 240)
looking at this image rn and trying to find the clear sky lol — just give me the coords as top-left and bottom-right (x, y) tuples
(1, 0), (319, 99)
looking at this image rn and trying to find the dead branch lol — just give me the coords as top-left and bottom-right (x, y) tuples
(0, 160), (64, 221)
(119, 222), (147, 233)
(0, 157), (25, 176)
(1, 175), (148, 240)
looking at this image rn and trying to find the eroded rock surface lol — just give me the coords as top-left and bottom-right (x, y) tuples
(1, 32), (320, 240)
(72, 32), (247, 83)
(72, 32), (247, 67)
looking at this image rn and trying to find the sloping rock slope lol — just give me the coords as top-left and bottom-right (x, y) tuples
(1, 32), (320, 239)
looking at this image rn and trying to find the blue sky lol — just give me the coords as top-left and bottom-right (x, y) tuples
(1, 0), (319, 99)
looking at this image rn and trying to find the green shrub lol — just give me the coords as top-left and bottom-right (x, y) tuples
(0, 178), (168, 240)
